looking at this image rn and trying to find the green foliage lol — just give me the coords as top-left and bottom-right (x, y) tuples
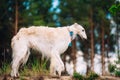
(73, 72), (85, 80)
(108, 64), (116, 73)
(31, 58), (40, 72)
(58, 0), (90, 26)
(0, 62), (11, 75)
(109, 3), (120, 15)
(115, 70), (120, 77)
(33, 20), (45, 26)
(20, 57), (49, 76)
(40, 59), (48, 70)
(73, 72), (99, 80)
(108, 57), (120, 77)
(86, 71), (99, 80)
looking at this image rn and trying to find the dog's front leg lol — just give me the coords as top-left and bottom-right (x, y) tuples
(49, 50), (65, 76)
(50, 56), (56, 76)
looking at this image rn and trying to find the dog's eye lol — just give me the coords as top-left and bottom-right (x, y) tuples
(82, 29), (84, 32)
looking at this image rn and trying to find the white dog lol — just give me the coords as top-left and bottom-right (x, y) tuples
(10, 23), (87, 77)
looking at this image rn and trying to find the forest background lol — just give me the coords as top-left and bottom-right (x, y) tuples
(0, 0), (120, 78)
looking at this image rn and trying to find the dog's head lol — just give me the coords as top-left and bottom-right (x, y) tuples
(72, 23), (87, 39)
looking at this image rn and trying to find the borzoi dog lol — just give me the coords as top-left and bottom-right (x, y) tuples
(10, 23), (87, 77)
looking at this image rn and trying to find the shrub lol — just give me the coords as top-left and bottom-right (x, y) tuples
(73, 72), (85, 80)
(114, 70), (120, 77)
(108, 64), (116, 73)
(87, 71), (99, 80)
(73, 72), (99, 80)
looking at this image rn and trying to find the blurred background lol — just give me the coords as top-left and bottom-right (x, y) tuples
(0, 0), (120, 78)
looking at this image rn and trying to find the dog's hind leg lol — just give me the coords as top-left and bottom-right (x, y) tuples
(11, 56), (22, 77)
(21, 49), (30, 66)
(11, 45), (28, 77)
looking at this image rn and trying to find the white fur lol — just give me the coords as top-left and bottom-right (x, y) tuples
(50, 53), (65, 76)
(10, 23), (87, 77)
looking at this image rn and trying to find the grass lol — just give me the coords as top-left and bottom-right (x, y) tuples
(73, 71), (99, 80)
(73, 72), (85, 80)
(20, 57), (49, 77)
(0, 55), (49, 77)
(0, 62), (11, 75)
(1, 60), (120, 80)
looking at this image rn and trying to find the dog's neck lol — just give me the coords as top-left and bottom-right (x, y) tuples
(67, 27), (76, 41)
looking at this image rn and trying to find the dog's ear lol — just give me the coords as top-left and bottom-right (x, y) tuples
(70, 23), (79, 31)
(74, 23), (78, 26)
(73, 23), (79, 29)
(73, 23), (79, 28)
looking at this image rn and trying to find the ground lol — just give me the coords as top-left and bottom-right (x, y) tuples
(0, 75), (120, 80)
(0, 75), (73, 80)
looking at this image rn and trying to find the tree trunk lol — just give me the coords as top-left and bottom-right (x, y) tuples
(15, 0), (18, 35)
(116, 12), (119, 56)
(89, 8), (94, 72)
(101, 22), (105, 76)
(71, 39), (77, 72)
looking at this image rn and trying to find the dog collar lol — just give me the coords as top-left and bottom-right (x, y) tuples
(69, 31), (73, 46)
(67, 27), (74, 46)
(67, 27), (74, 41)
(69, 31), (73, 40)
